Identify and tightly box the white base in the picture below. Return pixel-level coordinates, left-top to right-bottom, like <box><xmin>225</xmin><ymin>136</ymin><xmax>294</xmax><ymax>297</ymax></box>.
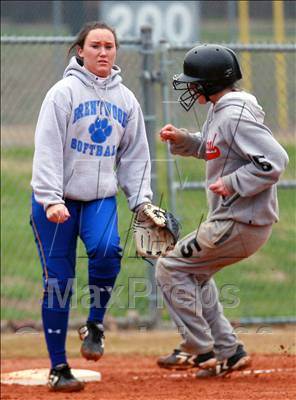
<box><xmin>1</xmin><ymin>368</ymin><xmax>101</xmax><ymax>386</ymax></box>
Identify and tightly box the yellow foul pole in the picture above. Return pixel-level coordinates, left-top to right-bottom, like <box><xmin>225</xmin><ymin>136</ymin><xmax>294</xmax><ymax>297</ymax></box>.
<box><xmin>273</xmin><ymin>0</ymin><xmax>288</xmax><ymax>131</ymax></box>
<box><xmin>238</xmin><ymin>0</ymin><xmax>252</xmax><ymax>92</ymax></box>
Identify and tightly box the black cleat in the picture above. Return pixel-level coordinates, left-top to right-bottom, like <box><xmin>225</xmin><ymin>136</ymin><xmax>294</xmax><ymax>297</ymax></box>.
<box><xmin>79</xmin><ymin>321</ymin><xmax>105</xmax><ymax>361</ymax></box>
<box><xmin>157</xmin><ymin>349</ymin><xmax>216</xmax><ymax>370</ymax></box>
<box><xmin>48</xmin><ymin>363</ymin><xmax>85</xmax><ymax>392</ymax></box>
<box><xmin>196</xmin><ymin>344</ymin><xmax>251</xmax><ymax>378</ymax></box>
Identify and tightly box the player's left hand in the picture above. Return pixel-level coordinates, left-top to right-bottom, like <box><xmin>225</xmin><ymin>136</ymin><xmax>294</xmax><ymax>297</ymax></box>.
<box><xmin>209</xmin><ymin>177</ymin><xmax>232</xmax><ymax>197</ymax></box>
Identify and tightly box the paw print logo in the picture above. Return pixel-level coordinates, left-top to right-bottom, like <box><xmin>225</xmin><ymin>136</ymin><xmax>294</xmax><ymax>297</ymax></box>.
<box><xmin>88</xmin><ymin>117</ymin><xmax>113</xmax><ymax>143</ymax></box>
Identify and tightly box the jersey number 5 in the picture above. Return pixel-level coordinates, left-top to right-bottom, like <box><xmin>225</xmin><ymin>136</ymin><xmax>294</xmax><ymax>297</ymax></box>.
<box><xmin>180</xmin><ymin>238</ymin><xmax>201</xmax><ymax>258</ymax></box>
<box><xmin>248</xmin><ymin>154</ymin><xmax>272</xmax><ymax>172</ymax></box>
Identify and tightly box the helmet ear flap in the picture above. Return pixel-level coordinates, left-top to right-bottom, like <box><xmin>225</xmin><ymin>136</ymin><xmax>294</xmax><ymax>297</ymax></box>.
<box><xmin>225</xmin><ymin>48</ymin><xmax>242</xmax><ymax>80</ymax></box>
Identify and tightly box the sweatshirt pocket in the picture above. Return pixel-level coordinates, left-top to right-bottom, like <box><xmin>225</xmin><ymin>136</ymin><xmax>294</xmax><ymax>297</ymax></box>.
<box><xmin>64</xmin><ymin>160</ymin><xmax>118</xmax><ymax>201</ymax></box>
<box><xmin>197</xmin><ymin>219</ymin><xmax>235</xmax><ymax>249</ymax></box>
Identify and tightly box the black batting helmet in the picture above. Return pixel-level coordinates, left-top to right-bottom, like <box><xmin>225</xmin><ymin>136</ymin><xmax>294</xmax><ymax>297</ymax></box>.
<box><xmin>173</xmin><ymin>44</ymin><xmax>242</xmax><ymax>111</ymax></box>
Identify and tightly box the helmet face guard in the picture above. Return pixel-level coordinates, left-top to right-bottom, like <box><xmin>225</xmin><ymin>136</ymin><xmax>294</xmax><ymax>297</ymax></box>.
<box><xmin>173</xmin><ymin>77</ymin><xmax>205</xmax><ymax>111</ymax></box>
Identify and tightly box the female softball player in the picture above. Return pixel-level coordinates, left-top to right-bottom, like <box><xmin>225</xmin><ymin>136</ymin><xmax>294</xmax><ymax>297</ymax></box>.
<box><xmin>157</xmin><ymin>44</ymin><xmax>289</xmax><ymax>377</ymax></box>
<box><xmin>31</xmin><ymin>21</ymin><xmax>153</xmax><ymax>392</ymax></box>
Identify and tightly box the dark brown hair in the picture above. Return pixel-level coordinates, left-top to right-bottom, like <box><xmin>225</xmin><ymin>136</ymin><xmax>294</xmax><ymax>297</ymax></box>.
<box><xmin>68</xmin><ymin>21</ymin><xmax>119</xmax><ymax>58</ymax></box>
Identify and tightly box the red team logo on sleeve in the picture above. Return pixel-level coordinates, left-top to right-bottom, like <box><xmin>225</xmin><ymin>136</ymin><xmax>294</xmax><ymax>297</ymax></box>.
<box><xmin>206</xmin><ymin>133</ymin><xmax>221</xmax><ymax>160</ymax></box>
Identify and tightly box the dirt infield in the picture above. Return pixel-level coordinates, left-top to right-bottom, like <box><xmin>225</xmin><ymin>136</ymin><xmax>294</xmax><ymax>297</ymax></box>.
<box><xmin>1</xmin><ymin>329</ymin><xmax>296</xmax><ymax>400</ymax></box>
<box><xmin>1</xmin><ymin>355</ymin><xmax>296</xmax><ymax>400</ymax></box>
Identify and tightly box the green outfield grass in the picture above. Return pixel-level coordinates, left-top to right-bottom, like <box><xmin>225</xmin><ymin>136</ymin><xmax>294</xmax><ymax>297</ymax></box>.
<box><xmin>1</xmin><ymin>141</ymin><xmax>295</xmax><ymax>322</ymax></box>
<box><xmin>2</xmin><ymin>14</ymin><xmax>296</xmax><ymax>323</ymax></box>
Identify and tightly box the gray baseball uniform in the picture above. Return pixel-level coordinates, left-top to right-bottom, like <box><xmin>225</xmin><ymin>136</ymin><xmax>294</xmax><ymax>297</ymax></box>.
<box><xmin>156</xmin><ymin>91</ymin><xmax>288</xmax><ymax>359</ymax></box>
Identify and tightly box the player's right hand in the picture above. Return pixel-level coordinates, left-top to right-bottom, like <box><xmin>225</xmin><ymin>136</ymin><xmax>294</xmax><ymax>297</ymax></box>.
<box><xmin>159</xmin><ymin>124</ymin><xmax>187</xmax><ymax>144</ymax></box>
<box><xmin>46</xmin><ymin>204</ymin><xmax>70</xmax><ymax>223</ymax></box>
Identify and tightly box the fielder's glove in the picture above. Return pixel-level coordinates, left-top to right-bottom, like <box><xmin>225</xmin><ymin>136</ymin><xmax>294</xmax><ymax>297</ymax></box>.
<box><xmin>133</xmin><ymin>203</ymin><xmax>180</xmax><ymax>258</ymax></box>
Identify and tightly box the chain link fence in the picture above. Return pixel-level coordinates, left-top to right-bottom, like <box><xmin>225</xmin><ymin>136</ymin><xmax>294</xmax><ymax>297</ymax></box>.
<box><xmin>160</xmin><ymin>43</ymin><xmax>296</xmax><ymax>214</ymax></box>
<box><xmin>1</xmin><ymin>36</ymin><xmax>144</xmax><ymax>147</ymax></box>
<box><xmin>1</xmin><ymin>35</ymin><xmax>151</xmax><ymax>330</ymax></box>
<box><xmin>1</xmin><ymin>34</ymin><xmax>296</xmax><ymax>329</ymax></box>
<box><xmin>163</xmin><ymin>43</ymin><xmax>296</xmax><ymax>136</ymax></box>
<box><xmin>160</xmin><ymin>42</ymin><xmax>296</xmax><ymax>325</ymax></box>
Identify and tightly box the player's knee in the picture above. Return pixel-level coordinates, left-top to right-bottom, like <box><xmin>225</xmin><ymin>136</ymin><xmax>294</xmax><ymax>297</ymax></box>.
<box><xmin>88</xmin><ymin>240</ymin><xmax>122</xmax><ymax>261</ymax></box>
<box><xmin>89</xmin><ymin>260</ymin><xmax>120</xmax><ymax>278</ymax></box>
<box><xmin>88</xmin><ymin>241</ymin><xmax>121</xmax><ymax>276</ymax></box>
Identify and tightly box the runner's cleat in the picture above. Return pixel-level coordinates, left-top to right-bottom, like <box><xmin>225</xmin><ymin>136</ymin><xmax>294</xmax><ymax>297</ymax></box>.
<box><xmin>157</xmin><ymin>349</ymin><xmax>216</xmax><ymax>370</ymax></box>
<box><xmin>196</xmin><ymin>345</ymin><xmax>251</xmax><ymax>378</ymax></box>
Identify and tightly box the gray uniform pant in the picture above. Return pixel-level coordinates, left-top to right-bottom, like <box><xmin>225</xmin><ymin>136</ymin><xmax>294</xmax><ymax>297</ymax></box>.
<box><xmin>155</xmin><ymin>219</ymin><xmax>272</xmax><ymax>360</ymax></box>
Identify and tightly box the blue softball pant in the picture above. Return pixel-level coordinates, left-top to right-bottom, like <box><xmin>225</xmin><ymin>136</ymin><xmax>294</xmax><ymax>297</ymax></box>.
<box><xmin>30</xmin><ymin>194</ymin><xmax>122</xmax><ymax>367</ymax></box>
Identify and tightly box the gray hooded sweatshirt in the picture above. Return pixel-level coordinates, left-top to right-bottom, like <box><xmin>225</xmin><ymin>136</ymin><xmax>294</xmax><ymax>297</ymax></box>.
<box><xmin>31</xmin><ymin>57</ymin><xmax>152</xmax><ymax>210</ymax></box>
<box><xmin>170</xmin><ymin>91</ymin><xmax>289</xmax><ymax>225</ymax></box>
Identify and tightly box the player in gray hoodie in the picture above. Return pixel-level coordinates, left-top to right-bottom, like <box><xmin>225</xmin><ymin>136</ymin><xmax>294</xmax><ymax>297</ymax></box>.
<box><xmin>156</xmin><ymin>44</ymin><xmax>289</xmax><ymax>377</ymax></box>
<box><xmin>30</xmin><ymin>22</ymin><xmax>153</xmax><ymax>391</ymax></box>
